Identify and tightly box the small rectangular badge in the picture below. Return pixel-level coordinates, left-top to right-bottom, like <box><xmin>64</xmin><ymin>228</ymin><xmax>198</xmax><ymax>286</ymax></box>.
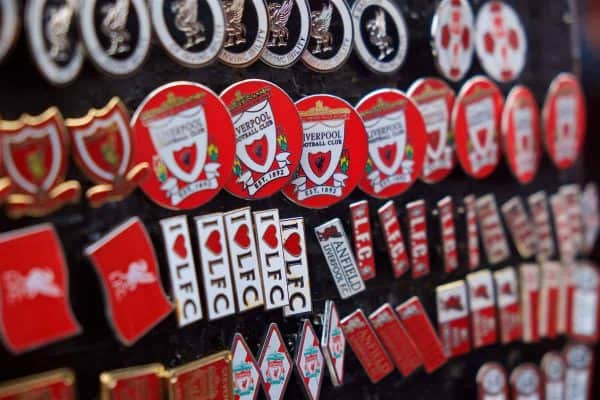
<box><xmin>160</xmin><ymin>216</ymin><xmax>203</xmax><ymax>327</ymax></box>
<box><xmin>437</xmin><ymin>196</ymin><xmax>459</xmax><ymax>273</ymax></box>
<box><xmin>280</xmin><ymin>217</ymin><xmax>312</xmax><ymax>317</ymax></box>
<box><xmin>475</xmin><ymin>194</ymin><xmax>510</xmax><ymax>265</ymax></box>
<box><xmin>349</xmin><ymin>201</ymin><xmax>376</xmax><ymax>280</ymax></box>
<box><xmin>0</xmin><ymin>369</ymin><xmax>75</xmax><ymax>400</ymax></box>
<box><xmin>527</xmin><ymin>191</ymin><xmax>555</xmax><ymax>261</ymax></box>
<box><xmin>539</xmin><ymin>262</ymin><xmax>562</xmax><ymax>339</ymax></box>
<box><xmin>378</xmin><ymin>201</ymin><xmax>410</xmax><ymax>278</ymax></box>
<box><xmin>436</xmin><ymin>281</ymin><xmax>471</xmax><ymax>357</ymax></box>
<box><xmin>501</xmin><ymin>196</ymin><xmax>536</xmax><ymax>258</ymax></box>
<box><xmin>395</xmin><ymin>297</ymin><xmax>447</xmax><ymax>373</ymax></box>
<box><xmin>253</xmin><ymin>209</ymin><xmax>289</xmax><ymax>310</ymax></box>
<box><xmin>563</xmin><ymin>344</ymin><xmax>594</xmax><ymax>400</ymax></box>
<box><xmin>559</xmin><ymin>184</ymin><xmax>585</xmax><ymax>254</ymax></box>
<box><xmin>369</xmin><ymin>303</ymin><xmax>422</xmax><ymax>376</ymax></box>
<box><xmin>519</xmin><ymin>263</ymin><xmax>541</xmax><ymax>343</ymax></box>
<box><xmin>340</xmin><ymin>310</ymin><xmax>394</xmax><ymax>384</ymax></box>
<box><xmin>406</xmin><ymin>200</ymin><xmax>430</xmax><ymax>278</ymax></box>
<box><xmin>194</xmin><ymin>213</ymin><xmax>236</xmax><ymax>320</ymax></box>
<box><xmin>550</xmin><ymin>193</ymin><xmax>576</xmax><ymax>264</ymax></box>
<box><xmin>314</xmin><ymin>218</ymin><xmax>365</xmax><ymax>299</ymax></box>
<box><xmin>321</xmin><ymin>300</ymin><xmax>346</xmax><ymax>387</ymax></box>
<box><xmin>100</xmin><ymin>364</ymin><xmax>165</xmax><ymax>400</ymax></box>
<box><xmin>166</xmin><ymin>351</ymin><xmax>233</xmax><ymax>400</ymax></box>
<box><xmin>223</xmin><ymin>207</ymin><xmax>265</xmax><ymax>312</ymax></box>
<box><xmin>466</xmin><ymin>270</ymin><xmax>497</xmax><ymax>348</ymax></box>
<box><xmin>464</xmin><ymin>195</ymin><xmax>480</xmax><ymax>270</ymax></box>
<box><xmin>493</xmin><ymin>267</ymin><xmax>522</xmax><ymax>343</ymax></box>
<box><xmin>567</xmin><ymin>262</ymin><xmax>599</xmax><ymax>343</ymax></box>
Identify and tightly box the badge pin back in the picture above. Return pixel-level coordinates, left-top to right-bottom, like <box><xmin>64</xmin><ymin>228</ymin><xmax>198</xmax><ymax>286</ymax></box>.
<box><xmin>476</xmin><ymin>362</ymin><xmax>508</xmax><ymax>400</ymax></box>
<box><xmin>320</xmin><ymin>300</ymin><xmax>346</xmax><ymax>387</ymax></box>
<box><xmin>0</xmin><ymin>0</ymin><xmax>19</xmax><ymax>65</ymax></box>
<box><xmin>406</xmin><ymin>200</ymin><xmax>430</xmax><ymax>278</ymax></box>
<box><xmin>435</xmin><ymin>280</ymin><xmax>471</xmax><ymax>357</ymax></box>
<box><xmin>80</xmin><ymin>0</ymin><xmax>152</xmax><ymax>77</ymax></box>
<box><xmin>466</xmin><ymin>269</ymin><xmax>497</xmax><ymax>348</ymax></box>
<box><xmin>151</xmin><ymin>0</ymin><xmax>226</xmax><ymax>68</ymax></box>
<box><xmin>294</xmin><ymin>320</ymin><xmax>325</xmax><ymax>400</ymax></box>
<box><xmin>437</xmin><ymin>196</ymin><xmax>459</xmax><ymax>273</ymax></box>
<box><xmin>220</xmin><ymin>79</ymin><xmax>303</xmax><ymax>200</ymax></box>
<box><xmin>475</xmin><ymin>194</ymin><xmax>510</xmax><ymax>265</ymax></box>
<box><xmin>166</xmin><ymin>351</ymin><xmax>233</xmax><ymax>400</ymax></box>
<box><xmin>356</xmin><ymin>88</ymin><xmax>427</xmax><ymax>198</ymax></box>
<box><xmin>351</xmin><ymin>0</ymin><xmax>408</xmax><ymax>75</ymax></box>
<box><xmin>377</xmin><ymin>200</ymin><xmax>410</xmax><ymax>278</ymax></box>
<box><xmin>218</xmin><ymin>0</ymin><xmax>269</xmax><ymax>67</ymax></box>
<box><xmin>258</xmin><ymin>323</ymin><xmax>293</xmax><ymax>400</ymax></box>
<box><xmin>100</xmin><ymin>364</ymin><xmax>166</xmax><ymax>400</ymax></box>
<box><xmin>280</xmin><ymin>217</ymin><xmax>312</xmax><ymax>317</ymax></box>
<box><xmin>231</xmin><ymin>333</ymin><xmax>262</xmax><ymax>400</ymax></box>
<box><xmin>0</xmin><ymin>369</ymin><xmax>75</xmax><ymax>400</ymax></box>
<box><xmin>349</xmin><ymin>200</ymin><xmax>376</xmax><ymax>281</ymax></box>
<box><xmin>509</xmin><ymin>363</ymin><xmax>542</xmax><ymax>400</ymax></box>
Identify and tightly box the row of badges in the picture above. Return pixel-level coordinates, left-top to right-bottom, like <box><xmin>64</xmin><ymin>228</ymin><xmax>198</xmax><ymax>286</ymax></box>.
<box><xmin>476</xmin><ymin>344</ymin><xmax>594</xmax><ymax>400</ymax></box>
<box><xmin>1</xmin><ymin>0</ymin><xmax>528</xmax><ymax>83</ymax></box>
<box><xmin>0</xmin><ymin>74</ymin><xmax>586</xmax><ymax>217</ymax></box>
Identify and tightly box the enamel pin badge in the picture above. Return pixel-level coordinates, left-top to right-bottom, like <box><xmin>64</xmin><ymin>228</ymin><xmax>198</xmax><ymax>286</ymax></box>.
<box><xmin>527</xmin><ymin>191</ymin><xmax>555</xmax><ymax>261</ymax></box>
<box><xmin>501</xmin><ymin>196</ymin><xmax>536</xmax><ymax>258</ymax></box>
<box><xmin>538</xmin><ymin>262</ymin><xmax>562</xmax><ymax>339</ymax></box>
<box><xmin>0</xmin><ymin>0</ymin><xmax>19</xmax><ymax>65</ymax></box>
<box><xmin>476</xmin><ymin>363</ymin><xmax>508</xmax><ymax>400</ymax></box>
<box><xmin>231</xmin><ymin>333</ymin><xmax>262</xmax><ymax>400</ymax></box>
<box><xmin>519</xmin><ymin>263</ymin><xmax>540</xmax><ymax>343</ymax></box>
<box><xmin>0</xmin><ymin>107</ymin><xmax>81</xmax><ymax>218</ymax></box>
<box><xmin>541</xmin><ymin>352</ymin><xmax>565</xmax><ymax>400</ymax></box>
<box><xmin>378</xmin><ymin>200</ymin><xmax>409</xmax><ymax>278</ymax></box>
<box><xmin>581</xmin><ymin>183</ymin><xmax>600</xmax><ymax>253</ymax></box>
<box><xmin>0</xmin><ymin>369</ymin><xmax>76</xmax><ymax>400</ymax></box>
<box><xmin>436</xmin><ymin>280</ymin><xmax>471</xmax><ymax>357</ymax></box>
<box><xmin>493</xmin><ymin>267</ymin><xmax>521</xmax><ymax>343</ymax></box>
<box><xmin>100</xmin><ymin>364</ymin><xmax>166</xmax><ymax>400</ymax></box>
<box><xmin>568</xmin><ymin>262</ymin><xmax>599</xmax><ymax>343</ymax></box>
<box><xmin>294</xmin><ymin>320</ymin><xmax>325</xmax><ymax>400</ymax></box>
<box><xmin>464</xmin><ymin>194</ymin><xmax>480</xmax><ymax>270</ymax></box>
<box><xmin>510</xmin><ymin>364</ymin><xmax>542</xmax><ymax>400</ymax></box>
<box><xmin>351</xmin><ymin>0</ymin><xmax>408</xmax><ymax>74</ymax></box>
<box><xmin>407</xmin><ymin>200</ymin><xmax>430</xmax><ymax>278</ymax></box>
<box><xmin>466</xmin><ymin>269</ymin><xmax>497</xmax><ymax>348</ymax></box>
<box><xmin>563</xmin><ymin>344</ymin><xmax>594</xmax><ymax>400</ymax></box>
<box><xmin>220</xmin><ymin>79</ymin><xmax>303</xmax><ymax>200</ymax></box>
<box><xmin>437</xmin><ymin>196</ymin><xmax>459</xmax><ymax>273</ymax></box>
<box><xmin>258</xmin><ymin>323</ymin><xmax>293</xmax><ymax>400</ymax></box>
<box><xmin>166</xmin><ymin>351</ymin><xmax>233</xmax><ymax>400</ymax></box>
<box><xmin>349</xmin><ymin>200</ymin><xmax>376</xmax><ymax>280</ymax></box>
<box><xmin>431</xmin><ymin>0</ymin><xmax>474</xmax><ymax>81</ymax></box>
<box><xmin>321</xmin><ymin>300</ymin><xmax>345</xmax><ymax>387</ymax></box>
<box><xmin>560</xmin><ymin>184</ymin><xmax>585</xmax><ymax>254</ymax></box>
<box><xmin>475</xmin><ymin>194</ymin><xmax>510</xmax><ymax>265</ymax></box>
<box><xmin>280</xmin><ymin>217</ymin><xmax>312</xmax><ymax>317</ymax></box>
<box><xmin>66</xmin><ymin>97</ymin><xmax>149</xmax><ymax>207</ymax></box>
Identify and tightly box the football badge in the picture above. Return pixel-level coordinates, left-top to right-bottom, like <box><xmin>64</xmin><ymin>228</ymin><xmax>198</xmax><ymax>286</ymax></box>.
<box><xmin>221</xmin><ymin>79</ymin><xmax>302</xmax><ymax>199</ymax></box>
<box><xmin>563</xmin><ymin>344</ymin><xmax>594</xmax><ymax>400</ymax></box>
<box><xmin>349</xmin><ymin>200</ymin><xmax>376</xmax><ymax>280</ymax></box>
<box><xmin>321</xmin><ymin>300</ymin><xmax>345</xmax><ymax>387</ymax></box>
<box><xmin>437</xmin><ymin>196</ymin><xmax>458</xmax><ymax>273</ymax></box>
<box><xmin>493</xmin><ymin>267</ymin><xmax>522</xmax><ymax>343</ymax></box>
<box><xmin>0</xmin><ymin>0</ymin><xmax>19</xmax><ymax>64</ymax></box>
<box><xmin>0</xmin><ymin>369</ymin><xmax>76</xmax><ymax>400</ymax></box>
<box><xmin>356</xmin><ymin>89</ymin><xmax>427</xmax><ymax>198</ymax></box>
<box><xmin>132</xmin><ymin>82</ymin><xmax>235</xmax><ymax>210</ymax></box>
<box><xmin>351</xmin><ymin>0</ymin><xmax>408</xmax><ymax>74</ymax></box>
<box><xmin>430</xmin><ymin>0</ymin><xmax>474</xmax><ymax>81</ymax></box>
<box><xmin>282</xmin><ymin>94</ymin><xmax>367</xmax><ymax>208</ymax></box>
<box><xmin>510</xmin><ymin>364</ymin><xmax>542</xmax><ymax>400</ymax></box>
<box><xmin>218</xmin><ymin>0</ymin><xmax>269</xmax><ymax>67</ymax></box>
<box><xmin>301</xmin><ymin>0</ymin><xmax>353</xmax><ymax>72</ymax></box>
<box><xmin>476</xmin><ymin>363</ymin><xmax>508</xmax><ymax>400</ymax></box>
<box><xmin>261</xmin><ymin>0</ymin><xmax>311</xmax><ymax>68</ymax></box>
<box><xmin>407</xmin><ymin>78</ymin><xmax>456</xmax><ymax>184</ymax></box>
<box><xmin>436</xmin><ymin>280</ymin><xmax>471</xmax><ymax>357</ymax></box>
<box><xmin>541</xmin><ymin>352</ymin><xmax>565</xmax><ymax>400</ymax></box>
<box><xmin>231</xmin><ymin>333</ymin><xmax>262</xmax><ymax>400</ymax></box>
<box><xmin>0</xmin><ymin>107</ymin><xmax>81</xmax><ymax>218</ymax></box>
<box><xmin>501</xmin><ymin>86</ymin><xmax>541</xmax><ymax>184</ymax></box>
<box><xmin>25</xmin><ymin>0</ymin><xmax>84</xmax><ymax>85</ymax></box>
<box><xmin>80</xmin><ymin>0</ymin><xmax>151</xmax><ymax>77</ymax></box>
<box><xmin>151</xmin><ymin>0</ymin><xmax>226</xmax><ymax>68</ymax></box>
<box><xmin>166</xmin><ymin>351</ymin><xmax>233</xmax><ymax>400</ymax></box>
<box><xmin>66</xmin><ymin>97</ymin><xmax>149</xmax><ymax>207</ymax></box>
<box><xmin>475</xmin><ymin>1</ymin><xmax>526</xmax><ymax>82</ymax></box>
<box><xmin>100</xmin><ymin>364</ymin><xmax>165</xmax><ymax>400</ymax></box>
<box><xmin>294</xmin><ymin>320</ymin><xmax>325</xmax><ymax>400</ymax></box>
<box><xmin>453</xmin><ymin>76</ymin><xmax>504</xmax><ymax>179</ymax></box>
<box><xmin>542</xmin><ymin>73</ymin><xmax>586</xmax><ymax>170</ymax></box>
<box><xmin>258</xmin><ymin>323</ymin><xmax>293</xmax><ymax>400</ymax></box>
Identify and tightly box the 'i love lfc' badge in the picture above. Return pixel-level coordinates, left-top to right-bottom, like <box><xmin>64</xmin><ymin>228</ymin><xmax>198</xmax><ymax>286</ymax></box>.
<box><xmin>221</xmin><ymin>79</ymin><xmax>303</xmax><ymax>199</ymax></box>
<box><xmin>132</xmin><ymin>82</ymin><xmax>236</xmax><ymax>210</ymax></box>
<box><xmin>356</xmin><ymin>89</ymin><xmax>427</xmax><ymax>198</ymax></box>
<box><xmin>283</xmin><ymin>94</ymin><xmax>367</xmax><ymax>208</ymax></box>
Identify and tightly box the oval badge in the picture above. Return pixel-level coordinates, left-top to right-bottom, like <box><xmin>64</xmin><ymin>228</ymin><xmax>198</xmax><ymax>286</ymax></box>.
<box><xmin>151</xmin><ymin>0</ymin><xmax>226</xmax><ymax>68</ymax></box>
<box><xmin>131</xmin><ymin>82</ymin><xmax>236</xmax><ymax>210</ymax></box>
<box><xmin>351</xmin><ymin>0</ymin><xmax>408</xmax><ymax>75</ymax></box>
<box><xmin>453</xmin><ymin>76</ymin><xmax>504</xmax><ymax>179</ymax></box>
<box><xmin>542</xmin><ymin>73</ymin><xmax>586</xmax><ymax>170</ymax></box>
<box><xmin>356</xmin><ymin>88</ymin><xmax>426</xmax><ymax>198</ymax></box>
<box><xmin>431</xmin><ymin>0</ymin><xmax>474</xmax><ymax>82</ymax></box>
<box><xmin>0</xmin><ymin>0</ymin><xmax>19</xmax><ymax>64</ymax></box>
<box><xmin>220</xmin><ymin>79</ymin><xmax>303</xmax><ymax>199</ymax></box>
<box><xmin>260</xmin><ymin>0</ymin><xmax>311</xmax><ymax>68</ymax></box>
<box><xmin>475</xmin><ymin>1</ymin><xmax>526</xmax><ymax>82</ymax></box>
<box><xmin>80</xmin><ymin>0</ymin><xmax>152</xmax><ymax>77</ymax></box>
<box><xmin>407</xmin><ymin>78</ymin><xmax>456</xmax><ymax>184</ymax></box>
<box><xmin>501</xmin><ymin>85</ymin><xmax>540</xmax><ymax>184</ymax></box>
<box><xmin>218</xmin><ymin>0</ymin><xmax>269</xmax><ymax>67</ymax></box>
<box><xmin>282</xmin><ymin>94</ymin><xmax>367</xmax><ymax>208</ymax></box>
<box><xmin>301</xmin><ymin>0</ymin><xmax>353</xmax><ymax>73</ymax></box>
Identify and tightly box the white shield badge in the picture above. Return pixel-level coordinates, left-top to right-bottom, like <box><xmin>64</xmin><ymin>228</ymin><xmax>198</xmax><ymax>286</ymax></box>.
<box><xmin>420</xmin><ymin>97</ymin><xmax>448</xmax><ymax>160</ymax></box>
<box><xmin>466</xmin><ymin>97</ymin><xmax>494</xmax><ymax>157</ymax></box>
<box><xmin>301</xmin><ymin>118</ymin><xmax>345</xmax><ymax>186</ymax></box>
<box><xmin>364</xmin><ymin>110</ymin><xmax>406</xmax><ymax>177</ymax></box>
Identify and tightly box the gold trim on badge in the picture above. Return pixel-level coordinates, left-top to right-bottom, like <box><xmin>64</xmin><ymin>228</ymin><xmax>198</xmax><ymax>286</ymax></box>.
<box><xmin>0</xmin><ymin>368</ymin><xmax>75</xmax><ymax>398</ymax></box>
<box><xmin>99</xmin><ymin>363</ymin><xmax>166</xmax><ymax>400</ymax></box>
<box><xmin>298</xmin><ymin>101</ymin><xmax>351</xmax><ymax>119</ymax></box>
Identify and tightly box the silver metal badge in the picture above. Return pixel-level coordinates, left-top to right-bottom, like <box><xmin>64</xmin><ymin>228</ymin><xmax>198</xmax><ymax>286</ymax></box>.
<box><xmin>151</xmin><ymin>0</ymin><xmax>226</xmax><ymax>68</ymax></box>
<box><xmin>301</xmin><ymin>0</ymin><xmax>353</xmax><ymax>72</ymax></box>
<box><xmin>0</xmin><ymin>0</ymin><xmax>19</xmax><ymax>64</ymax></box>
<box><xmin>351</xmin><ymin>0</ymin><xmax>408</xmax><ymax>74</ymax></box>
<box><xmin>25</xmin><ymin>0</ymin><xmax>84</xmax><ymax>85</ymax></box>
<box><xmin>218</xmin><ymin>0</ymin><xmax>269</xmax><ymax>67</ymax></box>
<box><xmin>80</xmin><ymin>0</ymin><xmax>152</xmax><ymax>77</ymax></box>
<box><xmin>280</xmin><ymin>217</ymin><xmax>312</xmax><ymax>317</ymax></box>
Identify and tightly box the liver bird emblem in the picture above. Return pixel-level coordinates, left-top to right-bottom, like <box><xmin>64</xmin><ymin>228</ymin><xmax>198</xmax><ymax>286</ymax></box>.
<box><xmin>172</xmin><ymin>0</ymin><xmax>206</xmax><ymax>48</ymax></box>
<box><xmin>366</xmin><ymin>8</ymin><xmax>393</xmax><ymax>60</ymax></box>
<box><xmin>3</xmin><ymin>268</ymin><xmax>63</xmax><ymax>304</ymax></box>
<box><xmin>310</xmin><ymin>3</ymin><xmax>333</xmax><ymax>54</ymax></box>
<box><xmin>109</xmin><ymin>259</ymin><xmax>156</xmax><ymax>301</ymax></box>
<box><xmin>267</xmin><ymin>0</ymin><xmax>294</xmax><ymax>47</ymax></box>
<box><xmin>224</xmin><ymin>0</ymin><xmax>247</xmax><ymax>47</ymax></box>
<box><xmin>45</xmin><ymin>0</ymin><xmax>77</xmax><ymax>62</ymax></box>
<box><xmin>100</xmin><ymin>0</ymin><xmax>131</xmax><ymax>56</ymax></box>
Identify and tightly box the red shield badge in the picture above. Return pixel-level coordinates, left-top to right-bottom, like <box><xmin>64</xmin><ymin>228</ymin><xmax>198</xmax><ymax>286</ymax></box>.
<box><xmin>356</xmin><ymin>89</ymin><xmax>427</xmax><ymax>198</ymax></box>
<box><xmin>542</xmin><ymin>73</ymin><xmax>586</xmax><ymax>170</ymax></box>
<box><xmin>0</xmin><ymin>107</ymin><xmax>80</xmax><ymax>218</ymax></box>
<box><xmin>66</xmin><ymin>97</ymin><xmax>150</xmax><ymax>207</ymax></box>
<box><xmin>282</xmin><ymin>95</ymin><xmax>368</xmax><ymax>208</ymax></box>
<box><xmin>220</xmin><ymin>79</ymin><xmax>303</xmax><ymax>199</ymax></box>
<box><xmin>131</xmin><ymin>82</ymin><xmax>236</xmax><ymax>210</ymax></box>
<box><xmin>0</xmin><ymin>224</ymin><xmax>80</xmax><ymax>354</ymax></box>
<box><xmin>85</xmin><ymin>217</ymin><xmax>172</xmax><ymax>345</ymax></box>
<box><xmin>453</xmin><ymin>76</ymin><xmax>504</xmax><ymax>179</ymax></box>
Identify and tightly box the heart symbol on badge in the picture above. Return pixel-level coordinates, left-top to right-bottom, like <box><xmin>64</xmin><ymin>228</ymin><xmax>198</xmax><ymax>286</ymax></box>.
<box><xmin>234</xmin><ymin>224</ymin><xmax>251</xmax><ymax>249</ymax></box>
<box><xmin>173</xmin><ymin>234</ymin><xmax>187</xmax><ymax>259</ymax></box>
<box><xmin>206</xmin><ymin>230</ymin><xmax>222</xmax><ymax>254</ymax></box>
<box><xmin>284</xmin><ymin>232</ymin><xmax>302</xmax><ymax>257</ymax></box>
<box><xmin>262</xmin><ymin>225</ymin><xmax>278</xmax><ymax>249</ymax></box>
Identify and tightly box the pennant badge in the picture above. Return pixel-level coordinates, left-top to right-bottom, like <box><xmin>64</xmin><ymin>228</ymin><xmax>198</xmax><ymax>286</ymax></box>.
<box><xmin>466</xmin><ymin>269</ymin><xmax>497</xmax><ymax>347</ymax></box>
<box><xmin>476</xmin><ymin>194</ymin><xmax>510</xmax><ymax>265</ymax></box>
<box><xmin>321</xmin><ymin>300</ymin><xmax>346</xmax><ymax>387</ymax></box>
<box><xmin>100</xmin><ymin>364</ymin><xmax>165</xmax><ymax>400</ymax></box>
<box><xmin>349</xmin><ymin>200</ymin><xmax>376</xmax><ymax>280</ymax></box>
<box><xmin>294</xmin><ymin>320</ymin><xmax>325</xmax><ymax>400</ymax></box>
<box><xmin>258</xmin><ymin>323</ymin><xmax>293</xmax><ymax>400</ymax></box>
<box><xmin>437</xmin><ymin>196</ymin><xmax>459</xmax><ymax>273</ymax></box>
<box><xmin>407</xmin><ymin>199</ymin><xmax>430</xmax><ymax>278</ymax></box>
<box><xmin>493</xmin><ymin>267</ymin><xmax>522</xmax><ymax>343</ymax></box>
<box><xmin>436</xmin><ymin>280</ymin><xmax>471</xmax><ymax>357</ymax></box>
<box><xmin>280</xmin><ymin>217</ymin><xmax>312</xmax><ymax>317</ymax></box>
<box><xmin>231</xmin><ymin>333</ymin><xmax>261</xmax><ymax>400</ymax></box>
<box><xmin>0</xmin><ymin>369</ymin><xmax>75</xmax><ymax>400</ymax></box>
<box><xmin>378</xmin><ymin>200</ymin><xmax>410</xmax><ymax>278</ymax></box>
<box><xmin>166</xmin><ymin>351</ymin><xmax>233</xmax><ymax>400</ymax></box>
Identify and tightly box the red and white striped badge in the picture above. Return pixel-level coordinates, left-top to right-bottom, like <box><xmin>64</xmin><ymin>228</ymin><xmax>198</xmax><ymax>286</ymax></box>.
<box><xmin>519</xmin><ymin>263</ymin><xmax>540</xmax><ymax>343</ymax></box>
<box><xmin>437</xmin><ymin>196</ymin><xmax>459</xmax><ymax>273</ymax></box>
<box><xmin>349</xmin><ymin>201</ymin><xmax>376</xmax><ymax>281</ymax></box>
<box><xmin>493</xmin><ymin>267</ymin><xmax>522</xmax><ymax>343</ymax></box>
<box><xmin>407</xmin><ymin>200</ymin><xmax>430</xmax><ymax>278</ymax></box>
<box><xmin>436</xmin><ymin>280</ymin><xmax>471</xmax><ymax>357</ymax></box>
<box><xmin>527</xmin><ymin>191</ymin><xmax>555</xmax><ymax>261</ymax></box>
<box><xmin>466</xmin><ymin>270</ymin><xmax>497</xmax><ymax>347</ymax></box>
